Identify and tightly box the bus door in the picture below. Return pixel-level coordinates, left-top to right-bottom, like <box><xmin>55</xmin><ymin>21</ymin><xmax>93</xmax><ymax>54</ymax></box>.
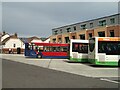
<box><xmin>88</xmin><ymin>38</ymin><xmax>95</xmax><ymax>61</ymax></box>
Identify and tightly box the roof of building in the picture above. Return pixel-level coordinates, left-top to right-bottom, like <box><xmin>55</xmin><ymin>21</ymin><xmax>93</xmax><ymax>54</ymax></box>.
<box><xmin>52</xmin><ymin>13</ymin><xmax>119</xmax><ymax>30</ymax></box>
<box><xmin>1</xmin><ymin>33</ymin><xmax>10</xmax><ymax>37</ymax></box>
<box><xmin>19</xmin><ymin>36</ymin><xmax>42</xmax><ymax>43</ymax></box>
<box><xmin>2</xmin><ymin>35</ymin><xmax>18</xmax><ymax>45</ymax></box>
<box><xmin>40</xmin><ymin>37</ymin><xmax>48</xmax><ymax>41</ymax></box>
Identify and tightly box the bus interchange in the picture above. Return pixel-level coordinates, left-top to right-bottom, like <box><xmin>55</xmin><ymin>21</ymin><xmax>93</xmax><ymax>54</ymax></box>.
<box><xmin>25</xmin><ymin>37</ymin><xmax>120</xmax><ymax>66</ymax></box>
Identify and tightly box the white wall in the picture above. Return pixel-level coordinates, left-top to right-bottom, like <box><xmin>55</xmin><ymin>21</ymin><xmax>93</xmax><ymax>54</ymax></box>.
<box><xmin>3</xmin><ymin>38</ymin><xmax>25</xmax><ymax>49</ymax></box>
<box><xmin>1</xmin><ymin>34</ymin><xmax>10</xmax><ymax>42</ymax></box>
<box><xmin>43</xmin><ymin>38</ymin><xmax>50</xmax><ymax>43</ymax></box>
<box><xmin>31</xmin><ymin>39</ymin><xmax>43</xmax><ymax>43</ymax></box>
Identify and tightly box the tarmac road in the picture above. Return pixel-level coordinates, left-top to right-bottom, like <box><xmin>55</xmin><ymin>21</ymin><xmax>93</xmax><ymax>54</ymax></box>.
<box><xmin>2</xmin><ymin>59</ymin><xmax>119</xmax><ymax>88</ymax></box>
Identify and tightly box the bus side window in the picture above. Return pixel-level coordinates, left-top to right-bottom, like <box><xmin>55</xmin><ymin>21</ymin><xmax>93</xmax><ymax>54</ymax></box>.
<box><xmin>44</xmin><ymin>46</ymin><xmax>49</xmax><ymax>52</ymax></box>
<box><xmin>84</xmin><ymin>45</ymin><xmax>88</xmax><ymax>53</ymax></box>
<box><xmin>103</xmin><ymin>44</ymin><xmax>106</xmax><ymax>53</ymax></box>
<box><xmin>118</xmin><ymin>44</ymin><xmax>120</xmax><ymax>55</ymax></box>
<box><xmin>74</xmin><ymin>44</ymin><xmax>78</xmax><ymax>52</ymax></box>
<box><xmin>106</xmin><ymin>44</ymin><xmax>111</xmax><ymax>52</ymax></box>
<box><xmin>53</xmin><ymin>47</ymin><xmax>56</xmax><ymax>52</ymax></box>
<box><xmin>39</xmin><ymin>47</ymin><xmax>43</xmax><ymax>52</ymax></box>
<box><xmin>29</xmin><ymin>45</ymin><xmax>32</xmax><ymax>50</ymax></box>
<box><xmin>62</xmin><ymin>47</ymin><xmax>67</xmax><ymax>52</ymax></box>
<box><xmin>35</xmin><ymin>46</ymin><xmax>38</xmax><ymax>51</ymax></box>
<box><xmin>26</xmin><ymin>44</ymin><xmax>30</xmax><ymax>50</ymax></box>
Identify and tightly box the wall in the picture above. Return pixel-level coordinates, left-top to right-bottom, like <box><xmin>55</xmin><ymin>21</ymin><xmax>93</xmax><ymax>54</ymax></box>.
<box><xmin>3</xmin><ymin>38</ymin><xmax>25</xmax><ymax>49</ymax></box>
<box><xmin>94</xmin><ymin>26</ymin><xmax>107</xmax><ymax>37</ymax></box>
<box><xmin>76</xmin><ymin>30</ymin><xmax>87</xmax><ymax>39</ymax></box>
<box><xmin>106</xmin><ymin>25</ymin><xmax>120</xmax><ymax>37</ymax></box>
<box><xmin>50</xmin><ymin>35</ymin><xmax>57</xmax><ymax>43</ymax></box>
<box><xmin>86</xmin><ymin>29</ymin><xmax>94</xmax><ymax>40</ymax></box>
<box><xmin>31</xmin><ymin>39</ymin><xmax>43</xmax><ymax>43</ymax></box>
<box><xmin>44</xmin><ymin>38</ymin><xmax>50</xmax><ymax>43</ymax></box>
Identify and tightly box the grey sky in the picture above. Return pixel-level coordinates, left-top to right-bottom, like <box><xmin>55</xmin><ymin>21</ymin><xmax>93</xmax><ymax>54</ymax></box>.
<box><xmin>2</xmin><ymin>2</ymin><xmax>118</xmax><ymax>37</ymax></box>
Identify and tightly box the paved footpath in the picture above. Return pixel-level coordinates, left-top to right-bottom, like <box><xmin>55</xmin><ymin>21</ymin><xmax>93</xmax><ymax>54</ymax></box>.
<box><xmin>2</xmin><ymin>59</ymin><xmax>119</xmax><ymax>88</ymax></box>
<box><xmin>1</xmin><ymin>54</ymin><xmax>119</xmax><ymax>77</ymax></box>
<box><xmin>1</xmin><ymin>54</ymin><xmax>120</xmax><ymax>86</ymax></box>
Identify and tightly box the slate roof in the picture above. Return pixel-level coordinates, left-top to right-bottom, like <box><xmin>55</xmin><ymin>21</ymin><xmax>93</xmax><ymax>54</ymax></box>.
<box><xmin>19</xmin><ymin>36</ymin><xmax>42</xmax><ymax>43</ymax></box>
<box><xmin>2</xmin><ymin>35</ymin><xmax>18</xmax><ymax>45</ymax></box>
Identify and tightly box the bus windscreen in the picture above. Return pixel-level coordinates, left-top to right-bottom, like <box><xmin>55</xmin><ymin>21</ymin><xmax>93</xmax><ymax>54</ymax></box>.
<box><xmin>72</xmin><ymin>43</ymin><xmax>88</xmax><ymax>53</ymax></box>
<box><xmin>98</xmin><ymin>41</ymin><xmax>120</xmax><ymax>55</ymax></box>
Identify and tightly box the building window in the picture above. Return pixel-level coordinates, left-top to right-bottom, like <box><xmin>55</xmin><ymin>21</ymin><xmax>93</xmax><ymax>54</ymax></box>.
<box><xmin>73</xmin><ymin>26</ymin><xmax>76</xmax><ymax>31</ymax></box>
<box><xmin>110</xmin><ymin>18</ymin><xmax>115</xmax><ymax>24</ymax></box>
<box><xmin>13</xmin><ymin>44</ymin><xmax>16</xmax><ymax>48</ymax></box>
<box><xmin>58</xmin><ymin>38</ymin><xmax>62</xmax><ymax>43</ymax></box>
<box><xmin>60</xmin><ymin>29</ymin><xmax>62</xmax><ymax>33</ymax></box>
<box><xmin>65</xmin><ymin>37</ymin><xmax>69</xmax><ymax>43</ymax></box>
<box><xmin>66</xmin><ymin>28</ymin><xmax>71</xmax><ymax>32</ymax></box>
<box><xmin>98</xmin><ymin>20</ymin><xmax>106</xmax><ymax>26</ymax></box>
<box><xmin>90</xmin><ymin>23</ymin><xmax>93</xmax><ymax>28</ymax></box>
<box><xmin>52</xmin><ymin>38</ymin><xmax>56</xmax><ymax>43</ymax></box>
<box><xmin>80</xmin><ymin>24</ymin><xmax>86</xmax><ymax>30</ymax></box>
<box><xmin>89</xmin><ymin>33</ymin><xmax>92</xmax><ymax>39</ymax></box>
<box><xmin>54</xmin><ymin>30</ymin><xmax>58</xmax><ymax>35</ymax></box>
<box><xmin>110</xmin><ymin>30</ymin><xmax>114</xmax><ymax>37</ymax></box>
<box><xmin>79</xmin><ymin>34</ymin><xmax>85</xmax><ymax>40</ymax></box>
<box><xmin>98</xmin><ymin>31</ymin><xmax>105</xmax><ymax>37</ymax></box>
<box><xmin>72</xmin><ymin>36</ymin><xmax>75</xmax><ymax>39</ymax></box>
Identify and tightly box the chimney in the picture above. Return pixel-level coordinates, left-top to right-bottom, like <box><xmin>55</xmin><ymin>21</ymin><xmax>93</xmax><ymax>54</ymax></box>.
<box><xmin>3</xmin><ymin>31</ymin><xmax>6</xmax><ymax>35</ymax></box>
<box><xmin>14</xmin><ymin>33</ymin><xmax>17</xmax><ymax>37</ymax></box>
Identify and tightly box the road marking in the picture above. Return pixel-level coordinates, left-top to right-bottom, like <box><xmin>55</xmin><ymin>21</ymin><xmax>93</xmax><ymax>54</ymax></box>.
<box><xmin>100</xmin><ymin>78</ymin><xmax>119</xmax><ymax>84</ymax></box>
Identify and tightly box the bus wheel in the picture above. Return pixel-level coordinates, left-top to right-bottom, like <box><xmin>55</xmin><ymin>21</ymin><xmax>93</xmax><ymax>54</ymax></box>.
<box><xmin>37</xmin><ymin>54</ymin><xmax>42</xmax><ymax>58</ymax></box>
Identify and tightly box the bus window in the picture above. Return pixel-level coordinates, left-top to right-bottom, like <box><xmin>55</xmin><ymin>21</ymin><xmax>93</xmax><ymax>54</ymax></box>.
<box><xmin>56</xmin><ymin>47</ymin><xmax>62</xmax><ymax>52</ymax></box>
<box><xmin>39</xmin><ymin>47</ymin><xmax>43</xmax><ymax>52</ymax></box>
<box><xmin>113</xmin><ymin>44</ymin><xmax>117</xmax><ymax>51</ymax></box>
<box><xmin>62</xmin><ymin>47</ymin><xmax>68</xmax><ymax>52</ymax></box>
<box><xmin>28</xmin><ymin>45</ymin><xmax>32</xmax><ymax>50</ymax></box>
<box><xmin>98</xmin><ymin>41</ymin><xmax>120</xmax><ymax>55</ymax></box>
<box><xmin>52</xmin><ymin>46</ymin><xmax>65</xmax><ymax>52</ymax></box>
<box><xmin>52</xmin><ymin>47</ymin><xmax>57</xmax><ymax>52</ymax></box>
<box><xmin>25</xmin><ymin>43</ymin><xmax>30</xmax><ymax>50</ymax></box>
<box><xmin>44</xmin><ymin>46</ymin><xmax>50</xmax><ymax>52</ymax></box>
<box><xmin>78</xmin><ymin>43</ymin><xmax>88</xmax><ymax>53</ymax></box>
<box><xmin>72</xmin><ymin>43</ymin><xmax>78</xmax><ymax>52</ymax></box>
<box><xmin>35</xmin><ymin>46</ymin><xmax>38</xmax><ymax>51</ymax></box>
<box><xmin>84</xmin><ymin>44</ymin><xmax>88</xmax><ymax>53</ymax></box>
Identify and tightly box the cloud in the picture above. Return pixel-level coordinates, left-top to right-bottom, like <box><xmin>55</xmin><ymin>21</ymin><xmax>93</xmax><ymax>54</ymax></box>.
<box><xmin>2</xmin><ymin>2</ymin><xmax>118</xmax><ymax>37</ymax></box>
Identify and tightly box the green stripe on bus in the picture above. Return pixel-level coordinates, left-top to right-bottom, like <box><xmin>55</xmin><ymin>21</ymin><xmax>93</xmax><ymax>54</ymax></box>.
<box><xmin>88</xmin><ymin>59</ymin><xmax>118</xmax><ymax>66</ymax></box>
<box><xmin>69</xmin><ymin>57</ymin><xmax>88</xmax><ymax>62</ymax></box>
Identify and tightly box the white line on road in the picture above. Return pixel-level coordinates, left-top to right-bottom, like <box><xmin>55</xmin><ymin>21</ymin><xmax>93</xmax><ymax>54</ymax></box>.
<box><xmin>100</xmin><ymin>78</ymin><xmax>119</xmax><ymax>84</ymax></box>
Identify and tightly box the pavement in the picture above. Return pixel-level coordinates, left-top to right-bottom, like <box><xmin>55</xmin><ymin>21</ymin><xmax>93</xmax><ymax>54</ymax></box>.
<box><xmin>1</xmin><ymin>54</ymin><xmax>119</xmax><ymax>77</ymax></box>
<box><xmin>2</xmin><ymin>58</ymin><xmax>119</xmax><ymax>88</ymax></box>
<box><xmin>1</xmin><ymin>54</ymin><xmax>120</xmax><ymax>86</ymax></box>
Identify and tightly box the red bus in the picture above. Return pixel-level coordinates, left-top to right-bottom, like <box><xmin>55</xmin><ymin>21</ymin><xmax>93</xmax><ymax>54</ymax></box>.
<box><xmin>25</xmin><ymin>42</ymin><xmax>69</xmax><ymax>59</ymax></box>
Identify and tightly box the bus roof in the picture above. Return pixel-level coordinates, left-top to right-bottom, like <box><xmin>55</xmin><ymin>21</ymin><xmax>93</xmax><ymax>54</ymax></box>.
<box><xmin>97</xmin><ymin>37</ymin><xmax>120</xmax><ymax>41</ymax></box>
<box><xmin>28</xmin><ymin>42</ymin><xmax>69</xmax><ymax>47</ymax></box>
<box><xmin>70</xmin><ymin>39</ymin><xmax>89</xmax><ymax>43</ymax></box>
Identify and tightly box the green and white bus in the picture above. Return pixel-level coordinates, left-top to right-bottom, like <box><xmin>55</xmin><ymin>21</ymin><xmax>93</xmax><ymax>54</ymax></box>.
<box><xmin>88</xmin><ymin>37</ymin><xmax>120</xmax><ymax>66</ymax></box>
<box><xmin>69</xmin><ymin>39</ymin><xmax>89</xmax><ymax>62</ymax></box>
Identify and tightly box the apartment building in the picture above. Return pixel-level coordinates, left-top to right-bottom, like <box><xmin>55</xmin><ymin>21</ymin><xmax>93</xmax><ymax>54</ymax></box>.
<box><xmin>50</xmin><ymin>14</ymin><xmax>120</xmax><ymax>43</ymax></box>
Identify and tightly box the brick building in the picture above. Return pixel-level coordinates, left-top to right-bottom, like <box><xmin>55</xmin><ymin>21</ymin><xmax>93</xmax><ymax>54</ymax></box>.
<box><xmin>50</xmin><ymin>14</ymin><xmax>120</xmax><ymax>43</ymax></box>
